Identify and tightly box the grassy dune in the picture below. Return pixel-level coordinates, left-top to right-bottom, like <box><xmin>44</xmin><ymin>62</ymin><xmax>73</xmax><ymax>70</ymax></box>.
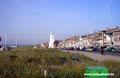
<box><xmin>0</xmin><ymin>47</ymin><xmax>119</xmax><ymax>78</ymax></box>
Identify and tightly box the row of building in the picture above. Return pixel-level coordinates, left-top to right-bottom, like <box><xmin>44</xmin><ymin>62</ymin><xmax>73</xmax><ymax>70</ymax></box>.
<box><xmin>39</xmin><ymin>26</ymin><xmax>120</xmax><ymax>49</ymax></box>
<box><xmin>61</xmin><ymin>26</ymin><xmax>120</xmax><ymax>49</ymax></box>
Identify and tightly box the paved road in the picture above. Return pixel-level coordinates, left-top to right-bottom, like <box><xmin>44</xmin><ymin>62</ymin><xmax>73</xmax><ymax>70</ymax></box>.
<box><xmin>62</xmin><ymin>50</ymin><xmax>120</xmax><ymax>62</ymax></box>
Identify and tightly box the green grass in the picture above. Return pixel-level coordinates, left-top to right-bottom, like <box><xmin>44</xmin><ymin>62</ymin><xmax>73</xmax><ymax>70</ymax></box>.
<box><xmin>0</xmin><ymin>47</ymin><xmax>119</xmax><ymax>78</ymax></box>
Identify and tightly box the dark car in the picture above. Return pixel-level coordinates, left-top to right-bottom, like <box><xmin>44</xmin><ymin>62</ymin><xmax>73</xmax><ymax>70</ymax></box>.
<box><xmin>66</xmin><ymin>47</ymin><xmax>74</xmax><ymax>50</ymax></box>
<box><xmin>93</xmin><ymin>47</ymin><xmax>101</xmax><ymax>52</ymax></box>
<box><xmin>70</xmin><ymin>47</ymin><xmax>74</xmax><ymax>50</ymax></box>
<box><xmin>74</xmin><ymin>47</ymin><xmax>80</xmax><ymax>51</ymax></box>
<box><xmin>116</xmin><ymin>49</ymin><xmax>120</xmax><ymax>53</ymax></box>
<box><xmin>80</xmin><ymin>47</ymin><xmax>86</xmax><ymax>51</ymax></box>
<box><xmin>105</xmin><ymin>47</ymin><xmax>118</xmax><ymax>52</ymax></box>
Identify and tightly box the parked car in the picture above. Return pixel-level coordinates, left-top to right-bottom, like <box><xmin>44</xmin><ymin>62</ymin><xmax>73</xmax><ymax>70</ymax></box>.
<box><xmin>65</xmin><ymin>47</ymin><xmax>74</xmax><ymax>50</ymax></box>
<box><xmin>116</xmin><ymin>48</ymin><xmax>120</xmax><ymax>53</ymax></box>
<box><xmin>69</xmin><ymin>47</ymin><xmax>74</xmax><ymax>50</ymax></box>
<box><xmin>105</xmin><ymin>47</ymin><xmax>118</xmax><ymax>52</ymax></box>
<box><xmin>93</xmin><ymin>47</ymin><xmax>101</xmax><ymax>52</ymax></box>
<box><xmin>74</xmin><ymin>47</ymin><xmax>80</xmax><ymax>51</ymax></box>
<box><xmin>61</xmin><ymin>48</ymin><xmax>65</xmax><ymax>50</ymax></box>
<box><xmin>80</xmin><ymin>47</ymin><xmax>86</xmax><ymax>51</ymax></box>
<box><xmin>85</xmin><ymin>47</ymin><xmax>93</xmax><ymax>52</ymax></box>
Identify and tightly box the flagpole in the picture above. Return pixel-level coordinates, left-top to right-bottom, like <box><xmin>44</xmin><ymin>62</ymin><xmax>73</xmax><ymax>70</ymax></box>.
<box><xmin>5</xmin><ymin>32</ymin><xmax>7</xmax><ymax>51</ymax></box>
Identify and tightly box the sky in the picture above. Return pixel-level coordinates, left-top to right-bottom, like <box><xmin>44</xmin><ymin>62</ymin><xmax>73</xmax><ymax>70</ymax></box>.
<box><xmin>0</xmin><ymin>0</ymin><xmax>120</xmax><ymax>45</ymax></box>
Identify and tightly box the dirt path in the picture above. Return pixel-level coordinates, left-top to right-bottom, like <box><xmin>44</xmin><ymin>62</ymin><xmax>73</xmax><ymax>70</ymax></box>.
<box><xmin>62</xmin><ymin>50</ymin><xmax>120</xmax><ymax>62</ymax></box>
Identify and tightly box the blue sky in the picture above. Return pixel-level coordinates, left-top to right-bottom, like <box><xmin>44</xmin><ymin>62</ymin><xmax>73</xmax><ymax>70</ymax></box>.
<box><xmin>0</xmin><ymin>0</ymin><xmax>120</xmax><ymax>45</ymax></box>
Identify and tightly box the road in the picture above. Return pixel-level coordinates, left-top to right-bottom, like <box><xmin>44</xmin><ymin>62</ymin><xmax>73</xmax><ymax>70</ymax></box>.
<box><xmin>62</xmin><ymin>50</ymin><xmax>120</xmax><ymax>62</ymax></box>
